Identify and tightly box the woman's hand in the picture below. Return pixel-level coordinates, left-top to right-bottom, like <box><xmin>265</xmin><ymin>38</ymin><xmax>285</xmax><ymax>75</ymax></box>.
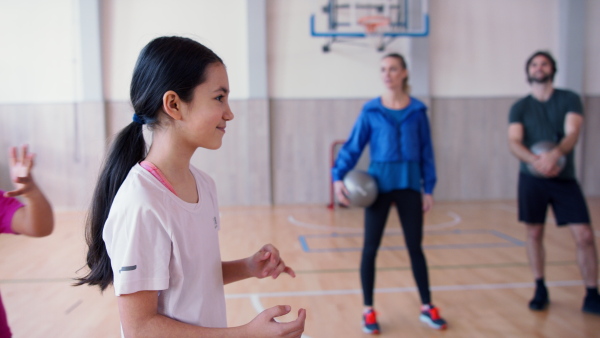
<box><xmin>334</xmin><ymin>180</ymin><xmax>350</xmax><ymax>206</ymax></box>
<box><xmin>423</xmin><ymin>194</ymin><xmax>434</xmax><ymax>213</ymax></box>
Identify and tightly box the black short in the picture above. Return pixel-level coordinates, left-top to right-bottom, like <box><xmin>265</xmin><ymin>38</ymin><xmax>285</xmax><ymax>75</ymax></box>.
<box><xmin>518</xmin><ymin>172</ymin><xmax>590</xmax><ymax>226</ymax></box>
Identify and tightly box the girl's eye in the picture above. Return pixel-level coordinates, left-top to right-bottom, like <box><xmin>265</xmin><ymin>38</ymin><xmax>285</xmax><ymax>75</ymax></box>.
<box><xmin>216</xmin><ymin>95</ymin><xmax>224</xmax><ymax>102</ymax></box>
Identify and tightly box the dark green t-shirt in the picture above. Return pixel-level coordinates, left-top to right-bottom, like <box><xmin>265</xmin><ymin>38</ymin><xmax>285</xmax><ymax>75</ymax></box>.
<box><xmin>508</xmin><ymin>88</ymin><xmax>583</xmax><ymax>179</ymax></box>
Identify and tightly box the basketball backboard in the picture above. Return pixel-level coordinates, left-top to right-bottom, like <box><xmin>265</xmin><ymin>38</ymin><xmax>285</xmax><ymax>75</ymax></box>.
<box><xmin>311</xmin><ymin>0</ymin><xmax>429</xmax><ymax>52</ymax></box>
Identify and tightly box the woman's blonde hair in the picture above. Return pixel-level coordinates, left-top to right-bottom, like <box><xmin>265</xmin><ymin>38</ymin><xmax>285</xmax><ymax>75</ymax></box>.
<box><xmin>383</xmin><ymin>53</ymin><xmax>411</xmax><ymax>94</ymax></box>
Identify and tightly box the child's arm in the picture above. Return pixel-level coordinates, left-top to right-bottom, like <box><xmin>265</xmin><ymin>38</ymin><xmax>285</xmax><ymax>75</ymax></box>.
<box><xmin>222</xmin><ymin>244</ymin><xmax>296</xmax><ymax>285</ymax></box>
<box><xmin>5</xmin><ymin>145</ymin><xmax>53</xmax><ymax>237</ymax></box>
<box><xmin>118</xmin><ymin>290</ymin><xmax>306</xmax><ymax>337</ymax></box>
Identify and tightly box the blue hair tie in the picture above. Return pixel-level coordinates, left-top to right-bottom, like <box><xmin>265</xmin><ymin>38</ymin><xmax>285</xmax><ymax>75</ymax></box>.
<box><xmin>132</xmin><ymin>114</ymin><xmax>145</xmax><ymax>125</ymax></box>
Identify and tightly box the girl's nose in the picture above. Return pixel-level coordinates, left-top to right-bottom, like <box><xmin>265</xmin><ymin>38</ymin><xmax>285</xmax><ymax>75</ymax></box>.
<box><xmin>224</xmin><ymin>107</ymin><xmax>234</xmax><ymax>121</ymax></box>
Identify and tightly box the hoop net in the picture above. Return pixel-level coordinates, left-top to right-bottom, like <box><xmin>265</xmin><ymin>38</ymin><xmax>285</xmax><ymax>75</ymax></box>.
<box><xmin>357</xmin><ymin>15</ymin><xmax>391</xmax><ymax>34</ymax></box>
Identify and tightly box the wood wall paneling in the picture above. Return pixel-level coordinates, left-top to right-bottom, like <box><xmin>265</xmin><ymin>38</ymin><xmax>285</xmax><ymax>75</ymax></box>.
<box><xmin>0</xmin><ymin>103</ymin><xmax>105</xmax><ymax>210</ymax></box>
<box><xmin>270</xmin><ymin>98</ymin><xmax>368</xmax><ymax>205</ymax></box>
<box><xmin>1</xmin><ymin>95</ymin><xmax>597</xmax><ymax>210</ymax></box>
<box><xmin>582</xmin><ymin>96</ymin><xmax>600</xmax><ymax>196</ymax></box>
<box><xmin>431</xmin><ymin>97</ymin><xmax>521</xmax><ymax>201</ymax></box>
<box><xmin>271</xmin><ymin>97</ymin><xmax>525</xmax><ymax>204</ymax></box>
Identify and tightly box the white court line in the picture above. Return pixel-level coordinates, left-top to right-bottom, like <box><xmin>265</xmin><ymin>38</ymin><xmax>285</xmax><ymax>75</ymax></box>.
<box><xmin>234</xmin><ymin>279</ymin><xmax>589</xmax><ymax>338</ymax></box>
<box><xmin>423</xmin><ymin>211</ymin><xmax>462</xmax><ymax>230</ymax></box>
<box><xmin>227</xmin><ymin>279</ymin><xmax>588</xmax><ymax>300</ymax></box>
<box><xmin>250</xmin><ymin>294</ymin><xmax>312</xmax><ymax>338</ymax></box>
<box><xmin>250</xmin><ymin>293</ymin><xmax>266</xmax><ymax>313</ymax></box>
<box><xmin>287</xmin><ymin>211</ymin><xmax>461</xmax><ymax>233</ymax></box>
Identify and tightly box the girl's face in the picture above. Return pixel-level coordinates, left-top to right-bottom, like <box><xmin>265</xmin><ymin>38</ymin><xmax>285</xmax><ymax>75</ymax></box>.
<box><xmin>179</xmin><ymin>63</ymin><xmax>234</xmax><ymax>150</ymax></box>
<box><xmin>380</xmin><ymin>57</ymin><xmax>407</xmax><ymax>91</ymax></box>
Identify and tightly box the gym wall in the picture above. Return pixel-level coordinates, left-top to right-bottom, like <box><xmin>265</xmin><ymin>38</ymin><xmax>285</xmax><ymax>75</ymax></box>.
<box><xmin>0</xmin><ymin>0</ymin><xmax>598</xmax><ymax>209</ymax></box>
<box><xmin>581</xmin><ymin>0</ymin><xmax>600</xmax><ymax>196</ymax></box>
<box><xmin>268</xmin><ymin>0</ymin><xmax>600</xmax><ymax>203</ymax></box>
<box><xmin>0</xmin><ymin>0</ymin><xmax>105</xmax><ymax>209</ymax></box>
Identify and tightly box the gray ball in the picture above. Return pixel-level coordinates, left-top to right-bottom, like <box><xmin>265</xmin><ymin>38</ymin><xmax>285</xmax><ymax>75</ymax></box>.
<box><xmin>527</xmin><ymin>141</ymin><xmax>566</xmax><ymax>177</ymax></box>
<box><xmin>343</xmin><ymin>170</ymin><xmax>378</xmax><ymax>207</ymax></box>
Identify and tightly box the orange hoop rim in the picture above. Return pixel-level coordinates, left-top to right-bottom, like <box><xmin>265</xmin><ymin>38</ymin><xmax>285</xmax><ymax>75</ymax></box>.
<box><xmin>357</xmin><ymin>15</ymin><xmax>391</xmax><ymax>33</ymax></box>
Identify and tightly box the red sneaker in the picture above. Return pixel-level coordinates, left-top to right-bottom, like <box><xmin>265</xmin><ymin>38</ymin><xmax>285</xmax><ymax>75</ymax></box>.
<box><xmin>362</xmin><ymin>309</ymin><xmax>381</xmax><ymax>334</ymax></box>
<box><xmin>420</xmin><ymin>304</ymin><xmax>447</xmax><ymax>330</ymax></box>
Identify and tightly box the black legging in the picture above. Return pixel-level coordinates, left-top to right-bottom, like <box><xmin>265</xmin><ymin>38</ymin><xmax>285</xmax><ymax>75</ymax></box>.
<box><xmin>361</xmin><ymin>189</ymin><xmax>431</xmax><ymax>306</ymax></box>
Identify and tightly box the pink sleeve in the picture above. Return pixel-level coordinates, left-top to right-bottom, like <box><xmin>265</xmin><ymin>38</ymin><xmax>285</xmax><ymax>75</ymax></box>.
<box><xmin>0</xmin><ymin>190</ymin><xmax>24</xmax><ymax>234</ymax></box>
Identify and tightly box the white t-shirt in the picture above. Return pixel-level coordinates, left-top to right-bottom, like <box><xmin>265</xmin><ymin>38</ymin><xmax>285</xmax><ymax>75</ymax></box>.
<box><xmin>103</xmin><ymin>164</ymin><xmax>227</xmax><ymax>328</ymax></box>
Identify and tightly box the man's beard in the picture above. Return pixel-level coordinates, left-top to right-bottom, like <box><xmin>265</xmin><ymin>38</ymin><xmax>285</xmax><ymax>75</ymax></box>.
<box><xmin>528</xmin><ymin>72</ymin><xmax>553</xmax><ymax>84</ymax></box>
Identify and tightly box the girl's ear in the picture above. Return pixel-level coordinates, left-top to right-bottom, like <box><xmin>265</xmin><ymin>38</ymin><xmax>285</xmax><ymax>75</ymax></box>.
<box><xmin>162</xmin><ymin>91</ymin><xmax>183</xmax><ymax>120</ymax></box>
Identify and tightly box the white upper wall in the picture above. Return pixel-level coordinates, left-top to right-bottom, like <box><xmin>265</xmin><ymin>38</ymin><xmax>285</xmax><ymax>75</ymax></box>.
<box><xmin>102</xmin><ymin>0</ymin><xmax>249</xmax><ymax>101</ymax></box>
<box><xmin>1</xmin><ymin>0</ymin><xmax>597</xmax><ymax>104</ymax></box>
<box><xmin>0</xmin><ymin>0</ymin><xmax>77</xmax><ymax>104</ymax></box>
<box><xmin>267</xmin><ymin>0</ymin><xmax>600</xmax><ymax>98</ymax></box>
<box><xmin>429</xmin><ymin>0</ymin><xmax>558</xmax><ymax>97</ymax></box>
<box><xmin>267</xmin><ymin>0</ymin><xmax>412</xmax><ymax>99</ymax></box>
<box><xmin>584</xmin><ymin>0</ymin><xmax>600</xmax><ymax>95</ymax></box>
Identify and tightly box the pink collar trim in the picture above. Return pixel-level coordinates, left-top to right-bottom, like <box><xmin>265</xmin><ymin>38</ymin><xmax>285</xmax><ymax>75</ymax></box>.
<box><xmin>139</xmin><ymin>161</ymin><xmax>177</xmax><ymax>196</ymax></box>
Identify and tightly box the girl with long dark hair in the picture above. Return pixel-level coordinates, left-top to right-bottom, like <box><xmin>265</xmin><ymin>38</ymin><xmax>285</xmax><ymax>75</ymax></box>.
<box><xmin>76</xmin><ymin>36</ymin><xmax>305</xmax><ymax>337</ymax></box>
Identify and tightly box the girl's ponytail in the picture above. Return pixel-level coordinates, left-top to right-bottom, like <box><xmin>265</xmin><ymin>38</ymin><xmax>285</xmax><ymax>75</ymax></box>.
<box><xmin>75</xmin><ymin>122</ymin><xmax>146</xmax><ymax>290</ymax></box>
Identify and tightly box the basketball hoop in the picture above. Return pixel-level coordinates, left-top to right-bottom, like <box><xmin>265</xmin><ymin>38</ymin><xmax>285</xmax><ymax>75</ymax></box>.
<box><xmin>312</xmin><ymin>0</ymin><xmax>430</xmax><ymax>52</ymax></box>
<box><xmin>357</xmin><ymin>15</ymin><xmax>390</xmax><ymax>52</ymax></box>
<box><xmin>358</xmin><ymin>15</ymin><xmax>390</xmax><ymax>34</ymax></box>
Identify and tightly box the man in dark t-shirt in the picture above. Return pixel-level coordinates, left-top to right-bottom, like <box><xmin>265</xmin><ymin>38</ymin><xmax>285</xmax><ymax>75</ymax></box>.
<box><xmin>508</xmin><ymin>51</ymin><xmax>599</xmax><ymax>315</ymax></box>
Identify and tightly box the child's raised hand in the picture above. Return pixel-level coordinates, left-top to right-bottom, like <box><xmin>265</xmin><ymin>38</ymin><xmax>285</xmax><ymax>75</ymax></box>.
<box><xmin>246</xmin><ymin>305</ymin><xmax>306</xmax><ymax>338</ymax></box>
<box><xmin>4</xmin><ymin>145</ymin><xmax>36</xmax><ymax>198</ymax></box>
<box><xmin>249</xmin><ymin>244</ymin><xmax>296</xmax><ymax>279</ymax></box>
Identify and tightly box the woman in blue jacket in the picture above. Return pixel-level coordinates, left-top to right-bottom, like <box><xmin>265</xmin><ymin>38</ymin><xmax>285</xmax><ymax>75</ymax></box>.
<box><xmin>332</xmin><ymin>53</ymin><xmax>447</xmax><ymax>333</ymax></box>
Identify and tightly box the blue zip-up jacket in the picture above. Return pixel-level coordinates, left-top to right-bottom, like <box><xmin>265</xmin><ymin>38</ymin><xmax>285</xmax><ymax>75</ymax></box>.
<box><xmin>332</xmin><ymin>97</ymin><xmax>437</xmax><ymax>194</ymax></box>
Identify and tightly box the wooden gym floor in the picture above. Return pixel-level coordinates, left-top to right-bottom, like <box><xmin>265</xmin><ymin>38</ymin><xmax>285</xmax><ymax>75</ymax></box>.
<box><xmin>1</xmin><ymin>198</ymin><xmax>599</xmax><ymax>337</ymax></box>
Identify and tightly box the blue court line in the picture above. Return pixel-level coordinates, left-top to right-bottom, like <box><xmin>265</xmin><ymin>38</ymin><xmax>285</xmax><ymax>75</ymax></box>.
<box><xmin>298</xmin><ymin>229</ymin><xmax>525</xmax><ymax>253</ymax></box>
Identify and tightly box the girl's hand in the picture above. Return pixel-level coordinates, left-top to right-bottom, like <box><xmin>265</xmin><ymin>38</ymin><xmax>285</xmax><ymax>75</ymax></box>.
<box><xmin>422</xmin><ymin>194</ymin><xmax>434</xmax><ymax>213</ymax></box>
<box><xmin>4</xmin><ymin>145</ymin><xmax>37</xmax><ymax>198</ymax></box>
<box><xmin>334</xmin><ymin>180</ymin><xmax>350</xmax><ymax>206</ymax></box>
<box><xmin>248</xmin><ymin>244</ymin><xmax>296</xmax><ymax>279</ymax></box>
<box><xmin>246</xmin><ymin>306</ymin><xmax>306</xmax><ymax>338</ymax></box>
